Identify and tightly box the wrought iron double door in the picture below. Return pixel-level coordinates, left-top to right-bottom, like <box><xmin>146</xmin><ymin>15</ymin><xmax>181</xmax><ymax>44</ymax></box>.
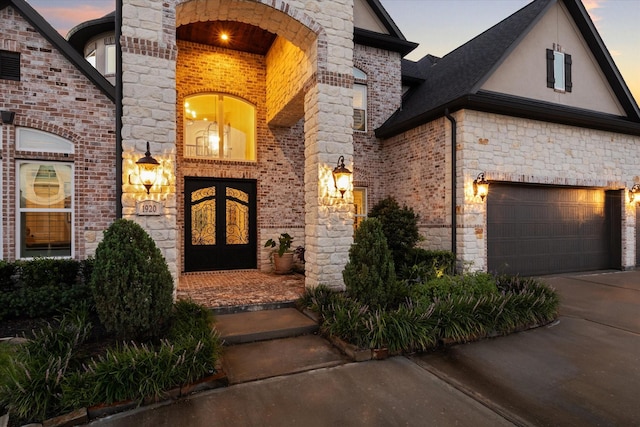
<box><xmin>184</xmin><ymin>178</ymin><xmax>257</xmax><ymax>271</ymax></box>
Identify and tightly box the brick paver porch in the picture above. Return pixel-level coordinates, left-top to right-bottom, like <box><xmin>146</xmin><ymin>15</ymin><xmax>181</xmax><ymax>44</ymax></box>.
<box><xmin>177</xmin><ymin>270</ymin><xmax>305</xmax><ymax>308</ymax></box>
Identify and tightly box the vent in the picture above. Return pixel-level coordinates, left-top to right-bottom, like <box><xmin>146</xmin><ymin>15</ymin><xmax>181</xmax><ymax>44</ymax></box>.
<box><xmin>0</xmin><ymin>50</ymin><xmax>20</xmax><ymax>81</ymax></box>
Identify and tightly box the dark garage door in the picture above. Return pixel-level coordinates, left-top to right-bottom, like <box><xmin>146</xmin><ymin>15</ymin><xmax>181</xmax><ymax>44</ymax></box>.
<box><xmin>487</xmin><ymin>184</ymin><xmax>621</xmax><ymax>276</ymax></box>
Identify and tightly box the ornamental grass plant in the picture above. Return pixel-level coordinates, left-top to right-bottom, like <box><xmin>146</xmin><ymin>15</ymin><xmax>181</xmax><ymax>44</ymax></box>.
<box><xmin>0</xmin><ymin>300</ymin><xmax>221</xmax><ymax>425</ymax></box>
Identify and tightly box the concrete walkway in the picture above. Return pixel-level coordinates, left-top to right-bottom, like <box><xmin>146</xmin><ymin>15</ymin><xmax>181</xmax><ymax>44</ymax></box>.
<box><xmin>88</xmin><ymin>357</ymin><xmax>514</xmax><ymax>427</ymax></box>
<box><xmin>89</xmin><ymin>270</ymin><xmax>640</xmax><ymax>426</ymax></box>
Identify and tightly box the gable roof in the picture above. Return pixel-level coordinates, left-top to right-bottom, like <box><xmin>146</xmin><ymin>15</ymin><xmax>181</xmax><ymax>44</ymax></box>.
<box><xmin>354</xmin><ymin>0</ymin><xmax>418</xmax><ymax>56</ymax></box>
<box><xmin>0</xmin><ymin>0</ymin><xmax>115</xmax><ymax>101</ymax></box>
<box><xmin>378</xmin><ymin>0</ymin><xmax>640</xmax><ymax>138</ymax></box>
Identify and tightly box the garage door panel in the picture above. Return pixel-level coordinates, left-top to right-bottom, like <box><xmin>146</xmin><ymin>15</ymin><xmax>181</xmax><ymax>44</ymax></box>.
<box><xmin>488</xmin><ymin>184</ymin><xmax>620</xmax><ymax>276</ymax></box>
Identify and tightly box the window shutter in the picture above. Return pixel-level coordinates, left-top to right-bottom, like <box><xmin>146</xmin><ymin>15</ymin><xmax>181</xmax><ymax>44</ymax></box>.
<box><xmin>0</xmin><ymin>50</ymin><xmax>20</xmax><ymax>81</ymax></box>
<box><xmin>564</xmin><ymin>53</ymin><xmax>572</xmax><ymax>92</ymax></box>
<box><xmin>546</xmin><ymin>49</ymin><xmax>555</xmax><ymax>88</ymax></box>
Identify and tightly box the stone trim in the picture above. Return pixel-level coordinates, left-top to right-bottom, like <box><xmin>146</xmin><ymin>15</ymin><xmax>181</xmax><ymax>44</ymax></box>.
<box><xmin>484</xmin><ymin>171</ymin><xmax>625</xmax><ymax>190</ymax></box>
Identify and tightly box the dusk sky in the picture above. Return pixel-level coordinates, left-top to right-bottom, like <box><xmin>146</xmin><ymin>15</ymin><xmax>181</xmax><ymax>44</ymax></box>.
<box><xmin>26</xmin><ymin>0</ymin><xmax>639</xmax><ymax>102</ymax></box>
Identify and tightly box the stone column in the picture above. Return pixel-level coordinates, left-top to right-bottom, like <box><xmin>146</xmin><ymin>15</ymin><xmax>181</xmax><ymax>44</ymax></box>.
<box><xmin>304</xmin><ymin>82</ymin><xmax>354</xmax><ymax>289</ymax></box>
<box><xmin>120</xmin><ymin>0</ymin><xmax>178</xmax><ymax>283</ymax></box>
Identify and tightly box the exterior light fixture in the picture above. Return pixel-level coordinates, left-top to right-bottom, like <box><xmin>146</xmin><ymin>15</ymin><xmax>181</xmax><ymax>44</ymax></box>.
<box><xmin>332</xmin><ymin>155</ymin><xmax>352</xmax><ymax>198</ymax></box>
<box><xmin>134</xmin><ymin>141</ymin><xmax>160</xmax><ymax>194</ymax></box>
<box><xmin>473</xmin><ymin>172</ymin><xmax>489</xmax><ymax>201</ymax></box>
<box><xmin>1</xmin><ymin>110</ymin><xmax>15</xmax><ymax>124</ymax></box>
<box><xmin>630</xmin><ymin>184</ymin><xmax>640</xmax><ymax>203</ymax></box>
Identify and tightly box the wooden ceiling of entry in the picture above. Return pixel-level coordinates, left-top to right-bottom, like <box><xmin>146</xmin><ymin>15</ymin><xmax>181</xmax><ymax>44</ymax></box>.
<box><xmin>177</xmin><ymin>21</ymin><xmax>277</xmax><ymax>55</ymax></box>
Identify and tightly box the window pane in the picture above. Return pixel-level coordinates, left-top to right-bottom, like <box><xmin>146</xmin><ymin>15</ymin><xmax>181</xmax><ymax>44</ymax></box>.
<box><xmin>21</xmin><ymin>212</ymin><xmax>71</xmax><ymax>257</ymax></box>
<box><xmin>86</xmin><ymin>50</ymin><xmax>96</xmax><ymax>68</ymax></box>
<box><xmin>17</xmin><ymin>128</ymin><xmax>74</xmax><ymax>153</ymax></box>
<box><xmin>184</xmin><ymin>94</ymin><xmax>256</xmax><ymax>161</ymax></box>
<box><xmin>353</xmin><ymin>188</ymin><xmax>367</xmax><ymax>230</ymax></box>
<box><xmin>353</xmin><ymin>84</ymin><xmax>367</xmax><ymax>131</ymax></box>
<box><xmin>554</xmin><ymin>51</ymin><xmax>565</xmax><ymax>91</ymax></box>
<box><xmin>20</xmin><ymin>163</ymin><xmax>72</xmax><ymax>209</ymax></box>
<box><xmin>105</xmin><ymin>45</ymin><xmax>116</xmax><ymax>74</ymax></box>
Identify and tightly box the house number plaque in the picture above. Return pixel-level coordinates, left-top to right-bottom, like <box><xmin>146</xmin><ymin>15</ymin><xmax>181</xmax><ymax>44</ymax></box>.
<box><xmin>136</xmin><ymin>200</ymin><xmax>163</xmax><ymax>216</ymax></box>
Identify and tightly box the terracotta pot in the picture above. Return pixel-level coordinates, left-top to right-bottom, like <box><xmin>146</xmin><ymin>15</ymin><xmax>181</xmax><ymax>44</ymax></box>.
<box><xmin>273</xmin><ymin>252</ymin><xmax>294</xmax><ymax>274</ymax></box>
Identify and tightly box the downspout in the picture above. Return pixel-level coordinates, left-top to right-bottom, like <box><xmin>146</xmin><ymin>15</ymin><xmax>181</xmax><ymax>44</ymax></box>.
<box><xmin>444</xmin><ymin>109</ymin><xmax>457</xmax><ymax>264</ymax></box>
<box><xmin>115</xmin><ymin>0</ymin><xmax>123</xmax><ymax>219</ymax></box>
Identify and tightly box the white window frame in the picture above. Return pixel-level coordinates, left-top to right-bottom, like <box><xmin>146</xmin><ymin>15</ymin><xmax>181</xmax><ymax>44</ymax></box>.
<box><xmin>16</xmin><ymin>160</ymin><xmax>74</xmax><ymax>260</ymax></box>
<box><xmin>17</xmin><ymin>128</ymin><xmax>74</xmax><ymax>154</ymax></box>
<box><xmin>105</xmin><ymin>44</ymin><xmax>116</xmax><ymax>75</ymax></box>
<box><xmin>554</xmin><ymin>51</ymin><xmax>565</xmax><ymax>91</ymax></box>
<box><xmin>353</xmin><ymin>187</ymin><xmax>367</xmax><ymax>229</ymax></box>
<box><xmin>353</xmin><ymin>67</ymin><xmax>367</xmax><ymax>132</ymax></box>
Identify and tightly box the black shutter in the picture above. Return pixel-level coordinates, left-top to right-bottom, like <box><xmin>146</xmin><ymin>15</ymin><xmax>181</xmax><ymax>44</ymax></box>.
<box><xmin>0</xmin><ymin>50</ymin><xmax>20</xmax><ymax>81</ymax></box>
<box><xmin>546</xmin><ymin>49</ymin><xmax>555</xmax><ymax>88</ymax></box>
<box><xmin>564</xmin><ymin>53</ymin><xmax>572</xmax><ymax>92</ymax></box>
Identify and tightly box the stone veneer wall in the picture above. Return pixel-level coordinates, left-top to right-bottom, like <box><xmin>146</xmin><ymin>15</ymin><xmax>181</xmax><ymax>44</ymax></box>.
<box><xmin>0</xmin><ymin>5</ymin><xmax>116</xmax><ymax>261</ymax></box>
<box><xmin>175</xmin><ymin>40</ymin><xmax>305</xmax><ymax>273</ymax></box>
<box><xmin>457</xmin><ymin>109</ymin><xmax>640</xmax><ymax>271</ymax></box>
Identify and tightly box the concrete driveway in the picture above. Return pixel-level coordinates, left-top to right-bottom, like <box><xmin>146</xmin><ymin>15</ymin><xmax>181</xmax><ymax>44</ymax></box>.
<box><xmin>413</xmin><ymin>270</ymin><xmax>640</xmax><ymax>426</ymax></box>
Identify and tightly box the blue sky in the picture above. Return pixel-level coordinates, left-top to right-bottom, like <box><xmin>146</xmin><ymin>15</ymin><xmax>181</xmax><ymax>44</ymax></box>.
<box><xmin>26</xmin><ymin>0</ymin><xmax>639</xmax><ymax>101</ymax></box>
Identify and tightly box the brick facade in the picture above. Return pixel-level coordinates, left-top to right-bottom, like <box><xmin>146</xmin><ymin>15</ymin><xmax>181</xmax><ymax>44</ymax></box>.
<box><xmin>0</xmin><ymin>5</ymin><xmax>116</xmax><ymax>261</ymax></box>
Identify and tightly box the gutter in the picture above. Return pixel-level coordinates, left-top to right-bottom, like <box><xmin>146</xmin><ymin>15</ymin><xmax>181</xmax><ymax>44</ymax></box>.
<box><xmin>444</xmin><ymin>109</ymin><xmax>457</xmax><ymax>265</ymax></box>
<box><xmin>115</xmin><ymin>0</ymin><xmax>123</xmax><ymax>219</ymax></box>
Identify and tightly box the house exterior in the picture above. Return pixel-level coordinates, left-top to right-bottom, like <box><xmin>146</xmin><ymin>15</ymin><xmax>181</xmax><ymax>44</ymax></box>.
<box><xmin>1</xmin><ymin>0</ymin><xmax>639</xmax><ymax>289</ymax></box>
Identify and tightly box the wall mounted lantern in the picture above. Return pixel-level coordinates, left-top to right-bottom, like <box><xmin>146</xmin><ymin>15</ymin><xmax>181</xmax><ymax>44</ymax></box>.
<box><xmin>630</xmin><ymin>184</ymin><xmax>640</xmax><ymax>203</ymax></box>
<box><xmin>130</xmin><ymin>141</ymin><xmax>160</xmax><ymax>194</ymax></box>
<box><xmin>332</xmin><ymin>155</ymin><xmax>352</xmax><ymax>198</ymax></box>
<box><xmin>1</xmin><ymin>110</ymin><xmax>15</xmax><ymax>125</ymax></box>
<box><xmin>473</xmin><ymin>172</ymin><xmax>489</xmax><ymax>201</ymax></box>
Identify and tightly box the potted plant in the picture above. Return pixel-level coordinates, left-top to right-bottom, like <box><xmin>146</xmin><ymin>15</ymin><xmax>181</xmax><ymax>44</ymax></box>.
<box><xmin>264</xmin><ymin>233</ymin><xmax>294</xmax><ymax>274</ymax></box>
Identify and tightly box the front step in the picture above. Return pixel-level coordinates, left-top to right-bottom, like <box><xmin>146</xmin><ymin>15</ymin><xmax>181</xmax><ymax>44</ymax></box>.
<box><xmin>215</xmin><ymin>307</ymin><xmax>319</xmax><ymax>345</ymax></box>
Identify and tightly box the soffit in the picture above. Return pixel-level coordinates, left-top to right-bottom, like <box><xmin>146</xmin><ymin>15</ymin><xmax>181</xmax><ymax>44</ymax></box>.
<box><xmin>177</xmin><ymin>21</ymin><xmax>277</xmax><ymax>55</ymax></box>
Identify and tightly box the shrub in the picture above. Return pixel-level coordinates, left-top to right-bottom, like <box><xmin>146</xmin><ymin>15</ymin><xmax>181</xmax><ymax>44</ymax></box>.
<box><xmin>343</xmin><ymin>218</ymin><xmax>400</xmax><ymax>309</ymax></box>
<box><xmin>399</xmin><ymin>248</ymin><xmax>455</xmax><ymax>283</ymax></box>
<box><xmin>91</xmin><ymin>219</ymin><xmax>174</xmax><ymax>340</ymax></box>
<box><xmin>410</xmin><ymin>272</ymin><xmax>498</xmax><ymax>303</ymax></box>
<box><xmin>369</xmin><ymin>197</ymin><xmax>419</xmax><ymax>267</ymax></box>
<box><xmin>0</xmin><ymin>307</ymin><xmax>92</xmax><ymax>423</ymax></box>
<box><xmin>0</xmin><ymin>301</ymin><xmax>222</xmax><ymax>423</ymax></box>
<box><xmin>0</xmin><ymin>260</ymin><xmax>15</xmax><ymax>291</ymax></box>
<box><xmin>0</xmin><ymin>258</ymin><xmax>94</xmax><ymax>321</ymax></box>
<box><xmin>17</xmin><ymin>258</ymin><xmax>80</xmax><ymax>288</ymax></box>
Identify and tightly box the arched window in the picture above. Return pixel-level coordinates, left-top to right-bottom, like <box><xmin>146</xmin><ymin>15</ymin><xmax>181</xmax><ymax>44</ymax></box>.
<box><xmin>16</xmin><ymin>128</ymin><xmax>74</xmax><ymax>258</ymax></box>
<box><xmin>183</xmin><ymin>93</ymin><xmax>256</xmax><ymax>161</ymax></box>
<box><xmin>353</xmin><ymin>67</ymin><xmax>367</xmax><ymax>132</ymax></box>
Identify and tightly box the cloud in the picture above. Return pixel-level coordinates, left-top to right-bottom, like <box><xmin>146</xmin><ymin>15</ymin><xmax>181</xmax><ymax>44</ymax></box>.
<box><xmin>32</xmin><ymin>5</ymin><xmax>113</xmax><ymax>36</ymax></box>
<box><xmin>582</xmin><ymin>0</ymin><xmax>604</xmax><ymax>23</ymax></box>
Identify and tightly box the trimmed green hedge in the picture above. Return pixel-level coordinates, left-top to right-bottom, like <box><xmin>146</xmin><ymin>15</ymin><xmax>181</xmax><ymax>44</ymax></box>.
<box><xmin>0</xmin><ymin>258</ymin><xmax>94</xmax><ymax>321</ymax></box>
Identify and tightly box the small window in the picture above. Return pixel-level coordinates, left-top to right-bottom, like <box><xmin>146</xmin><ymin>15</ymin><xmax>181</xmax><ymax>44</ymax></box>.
<box><xmin>17</xmin><ymin>128</ymin><xmax>74</xmax><ymax>154</ymax></box>
<box><xmin>18</xmin><ymin>162</ymin><xmax>73</xmax><ymax>258</ymax></box>
<box><xmin>546</xmin><ymin>48</ymin><xmax>572</xmax><ymax>92</ymax></box>
<box><xmin>86</xmin><ymin>49</ymin><xmax>97</xmax><ymax>68</ymax></box>
<box><xmin>105</xmin><ymin>44</ymin><xmax>116</xmax><ymax>74</ymax></box>
<box><xmin>0</xmin><ymin>50</ymin><xmax>20</xmax><ymax>81</ymax></box>
<box><xmin>353</xmin><ymin>187</ymin><xmax>367</xmax><ymax>230</ymax></box>
<box><xmin>183</xmin><ymin>93</ymin><xmax>256</xmax><ymax>161</ymax></box>
<box><xmin>353</xmin><ymin>67</ymin><xmax>367</xmax><ymax>132</ymax></box>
